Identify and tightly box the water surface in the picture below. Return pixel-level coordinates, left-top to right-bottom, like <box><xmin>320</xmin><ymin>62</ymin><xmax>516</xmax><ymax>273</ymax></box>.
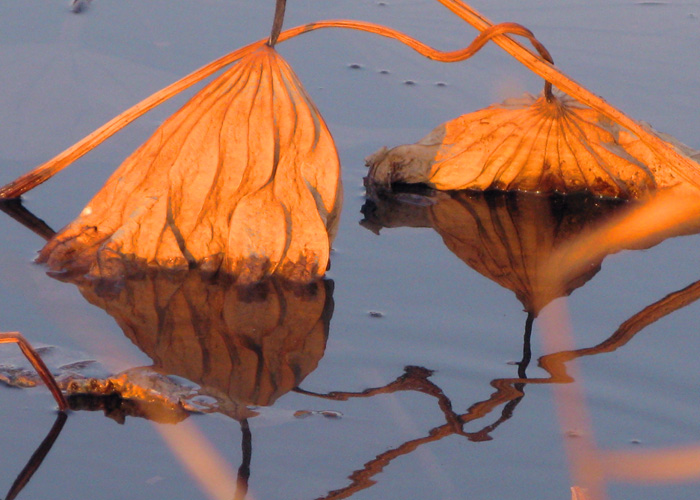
<box><xmin>1</xmin><ymin>1</ymin><xmax>700</xmax><ymax>499</ymax></box>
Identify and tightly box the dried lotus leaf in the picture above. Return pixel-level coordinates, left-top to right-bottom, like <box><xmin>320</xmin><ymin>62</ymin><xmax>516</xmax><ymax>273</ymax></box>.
<box><xmin>367</xmin><ymin>93</ymin><xmax>700</xmax><ymax>199</ymax></box>
<box><xmin>39</xmin><ymin>46</ymin><xmax>342</xmax><ymax>283</ymax></box>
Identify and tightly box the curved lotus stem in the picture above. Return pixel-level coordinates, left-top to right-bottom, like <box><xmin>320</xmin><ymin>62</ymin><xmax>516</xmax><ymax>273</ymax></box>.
<box><xmin>0</xmin><ymin>20</ymin><xmax>551</xmax><ymax>199</ymax></box>
<box><xmin>0</xmin><ymin>333</ymin><xmax>68</xmax><ymax>411</ymax></box>
<box><xmin>433</xmin><ymin>0</ymin><xmax>700</xmax><ymax>190</ymax></box>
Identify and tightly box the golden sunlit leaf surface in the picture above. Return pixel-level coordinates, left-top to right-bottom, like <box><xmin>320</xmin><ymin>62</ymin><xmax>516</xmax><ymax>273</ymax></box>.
<box><xmin>366</xmin><ymin>93</ymin><xmax>700</xmax><ymax>198</ymax></box>
<box><xmin>39</xmin><ymin>46</ymin><xmax>342</xmax><ymax>283</ymax></box>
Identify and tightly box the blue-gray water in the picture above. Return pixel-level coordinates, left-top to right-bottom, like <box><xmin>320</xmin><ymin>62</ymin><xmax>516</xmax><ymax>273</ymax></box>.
<box><xmin>1</xmin><ymin>1</ymin><xmax>699</xmax><ymax>499</ymax></box>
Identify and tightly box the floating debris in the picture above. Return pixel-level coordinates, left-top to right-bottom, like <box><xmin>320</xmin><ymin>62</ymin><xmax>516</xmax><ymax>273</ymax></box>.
<box><xmin>70</xmin><ymin>0</ymin><xmax>91</xmax><ymax>14</ymax></box>
<box><xmin>294</xmin><ymin>409</ymin><xmax>342</xmax><ymax>419</ymax></box>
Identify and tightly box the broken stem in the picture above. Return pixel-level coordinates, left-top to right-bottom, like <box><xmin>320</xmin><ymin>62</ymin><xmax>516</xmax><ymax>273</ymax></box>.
<box><xmin>0</xmin><ymin>333</ymin><xmax>68</xmax><ymax>412</ymax></box>
<box><xmin>0</xmin><ymin>20</ymin><xmax>550</xmax><ymax>199</ymax></box>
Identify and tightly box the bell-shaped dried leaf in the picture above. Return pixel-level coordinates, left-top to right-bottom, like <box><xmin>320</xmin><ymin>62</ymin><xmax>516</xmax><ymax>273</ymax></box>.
<box><xmin>39</xmin><ymin>46</ymin><xmax>342</xmax><ymax>283</ymax></box>
<box><xmin>367</xmin><ymin>93</ymin><xmax>700</xmax><ymax>199</ymax></box>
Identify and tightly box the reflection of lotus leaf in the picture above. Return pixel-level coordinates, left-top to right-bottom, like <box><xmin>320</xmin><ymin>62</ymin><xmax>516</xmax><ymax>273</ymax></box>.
<box><xmin>362</xmin><ymin>189</ymin><xmax>626</xmax><ymax>314</ymax></box>
<box><xmin>366</xmin><ymin>94</ymin><xmax>700</xmax><ymax>199</ymax></box>
<box><xmin>64</xmin><ymin>272</ymin><xmax>333</xmax><ymax>411</ymax></box>
<box><xmin>39</xmin><ymin>45</ymin><xmax>342</xmax><ymax>284</ymax></box>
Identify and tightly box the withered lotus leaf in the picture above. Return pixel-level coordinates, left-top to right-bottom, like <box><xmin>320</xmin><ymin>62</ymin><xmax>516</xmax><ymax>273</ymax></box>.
<box><xmin>366</xmin><ymin>93</ymin><xmax>700</xmax><ymax>199</ymax></box>
<box><xmin>39</xmin><ymin>46</ymin><xmax>342</xmax><ymax>283</ymax></box>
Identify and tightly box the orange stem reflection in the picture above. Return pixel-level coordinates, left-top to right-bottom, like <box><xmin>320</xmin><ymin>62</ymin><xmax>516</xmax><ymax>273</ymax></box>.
<box><xmin>297</xmin><ymin>273</ymin><xmax>700</xmax><ymax>499</ymax></box>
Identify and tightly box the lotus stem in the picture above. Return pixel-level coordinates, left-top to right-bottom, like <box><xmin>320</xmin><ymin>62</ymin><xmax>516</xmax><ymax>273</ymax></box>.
<box><xmin>267</xmin><ymin>0</ymin><xmax>287</xmax><ymax>47</ymax></box>
<box><xmin>433</xmin><ymin>0</ymin><xmax>700</xmax><ymax>190</ymax></box>
<box><xmin>0</xmin><ymin>333</ymin><xmax>68</xmax><ymax>411</ymax></box>
<box><xmin>0</xmin><ymin>20</ymin><xmax>551</xmax><ymax>199</ymax></box>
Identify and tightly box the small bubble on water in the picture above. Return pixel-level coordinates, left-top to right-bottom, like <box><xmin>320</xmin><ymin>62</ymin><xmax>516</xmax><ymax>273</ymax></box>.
<box><xmin>348</xmin><ymin>63</ymin><xmax>364</xmax><ymax>70</ymax></box>
<box><xmin>435</xmin><ymin>81</ymin><xmax>447</xmax><ymax>87</ymax></box>
<box><xmin>403</xmin><ymin>80</ymin><xmax>416</xmax><ymax>86</ymax></box>
<box><xmin>630</xmin><ymin>438</ymin><xmax>642</xmax><ymax>445</ymax></box>
<box><xmin>70</xmin><ymin>0</ymin><xmax>91</xmax><ymax>13</ymax></box>
<box><xmin>379</xmin><ymin>69</ymin><xmax>390</xmax><ymax>75</ymax></box>
<box><xmin>369</xmin><ymin>311</ymin><xmax>384</xmax><ymax>318</ymax></box>
<box><xmin>377</xmin><ymin>1</ymin><xmax>388</xmax><ymax>6</ymax></box>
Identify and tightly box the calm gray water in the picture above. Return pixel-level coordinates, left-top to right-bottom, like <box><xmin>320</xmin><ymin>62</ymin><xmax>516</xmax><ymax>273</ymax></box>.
<box><xmin>1</xmin><ymin>1</ymin><xmax>699</xmax><ymax>499</ymax></box>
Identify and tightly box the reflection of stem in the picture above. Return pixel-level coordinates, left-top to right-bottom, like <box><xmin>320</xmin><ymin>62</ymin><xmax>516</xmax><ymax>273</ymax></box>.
<box><xmin>312</xmin><ymin>385</ymin><xmax>525</xmax><ymax>500</ymax></box>
<box><xmin>302</xmin><ymin>366</ymin><xmax>526</xmax><ymax>500</ymax></box>
<box><xmin>5</xmin><ymin>411</ymin><xmax>68</xmax><ymax>500</ymax></box>
<box><xmin>234</xmin><ymin>419</ymin><xmax>252</xmax><ymax>500</ymax></box>
<box><xmin>311</xmin><ymin>276</ymin><xmax>700</xmax><ymax>499</ymax></box>
<box><xmin>518</xmin><ymin>311</ymin><xmax>534</xmax><ymax>379</ymax></box>
<box><xmin>0</xmin><ymin>199</ymin><xmax>56</xmax><ymax>241</ymax></box>
<box><xmin>540</xmin><ymin>277</ymin><xmax>700</xmax><ymax>376</ymax></box>
<box><xmin>295</xmin><ymin>366</ymin><xmax>464</xmax><ymax>432</ymax></box>
<box><xmin>0</xmin><ymin>19</ymin><xmax>549</xmax><ymax>199</ymax></box>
